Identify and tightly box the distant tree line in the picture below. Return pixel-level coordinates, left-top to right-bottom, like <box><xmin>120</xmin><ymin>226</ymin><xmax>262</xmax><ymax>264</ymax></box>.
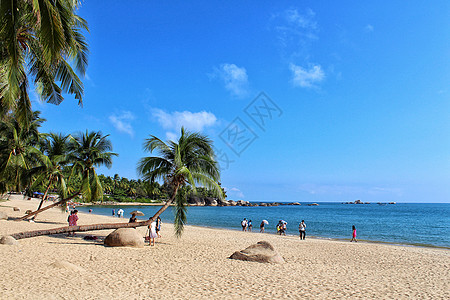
<box><xmin>98</xmin><ymin>174</ymin><xmax>226</xmax><ymax>204</ymax></box>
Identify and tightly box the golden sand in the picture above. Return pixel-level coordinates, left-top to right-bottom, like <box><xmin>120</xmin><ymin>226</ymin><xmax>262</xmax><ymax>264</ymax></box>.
<box><xmin>1</xmin><ymin>196</ymin><xmax>449</xmax><ymax>299</ymax></box>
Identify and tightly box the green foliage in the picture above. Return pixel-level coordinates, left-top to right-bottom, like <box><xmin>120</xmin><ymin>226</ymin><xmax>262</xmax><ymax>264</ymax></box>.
<box><xmin>0</xmin><ymin>0</ymin><xmax>89</xmax><ymax>126</ymax></box>
<box><xmin>137</xmin><ymin>127</ymin><xmax>223</xmax><ymax>237</ymax></box>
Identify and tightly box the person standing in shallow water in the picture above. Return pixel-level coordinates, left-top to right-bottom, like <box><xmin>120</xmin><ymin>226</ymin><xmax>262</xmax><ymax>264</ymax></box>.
<box><xmin>351</xmin><ymin>225</ymin><xmax>357</xmax><ymax>242</ymax></box>
<box><xmin>248</xmin><ymin>220</ymin><xmax>253</xmax><ymax>232</ymax></box>
<box><xmin>241</xmin><ymin>218</ymin><xmax>248</xmax><ymax>231</ymax></box>
<box><xmin>260</xmin><ymin>221</ymin><xmax>265</xmax><ymax>233</ymax></box>
<box><xmin>299</xmin><ymin>220</ymin><xmax>306</xmax><ymax>240</ymax></box>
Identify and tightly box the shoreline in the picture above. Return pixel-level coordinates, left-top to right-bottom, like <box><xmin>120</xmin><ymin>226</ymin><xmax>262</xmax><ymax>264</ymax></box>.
<box><xmin>182</xmin><ymin>223</ymin><xmax>450</xmax><ymax>251</ymax></box>
<box><xmin>76</xmin><ymin>203</ymin><xmax>450</xmax><ymax>250</ymax></box>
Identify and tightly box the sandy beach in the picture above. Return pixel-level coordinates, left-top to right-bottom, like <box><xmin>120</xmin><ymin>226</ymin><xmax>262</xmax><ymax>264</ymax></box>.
<box><xmin>0</xmin><ymin>196</ymin><xmax>449</xmax><ymax>299</ymax></box>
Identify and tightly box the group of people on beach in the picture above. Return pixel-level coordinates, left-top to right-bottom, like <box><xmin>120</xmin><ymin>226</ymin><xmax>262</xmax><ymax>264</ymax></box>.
<box><xmin>145</xmin><ymin>216</ymin><xmax>162</xmax><ymax>246</ymax></box>
<box><xmin>239</xmin><ymin>217</ymin><xmax>357</xmax><ymax>242</ymax></box>
<box><xmin>111</xmin><ymin>208</ymin><xmax>124</xmax><ymax>218</ymax></box>
<box><xmin>241</xmin><ymin>218</ymin><xmax>253</xmax><ymax>231</ymax></box>
<box><xmin>276</xmin><ymin>220</ymin><xmax>288</xmax><ymax>235</ymax></box>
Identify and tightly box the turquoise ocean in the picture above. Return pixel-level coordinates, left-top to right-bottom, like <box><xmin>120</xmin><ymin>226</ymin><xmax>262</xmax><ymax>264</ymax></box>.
<box><xmin>77</xmin><ymin>202</ymin><xmax>450</xmax><ymax>248</ymax></box>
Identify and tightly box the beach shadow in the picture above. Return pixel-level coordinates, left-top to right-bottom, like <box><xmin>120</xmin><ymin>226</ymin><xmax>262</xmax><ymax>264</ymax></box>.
<box><xmin>6</xmin><ymin>217</ymin><xmax>63</xmax><ymax>225</ymax></box>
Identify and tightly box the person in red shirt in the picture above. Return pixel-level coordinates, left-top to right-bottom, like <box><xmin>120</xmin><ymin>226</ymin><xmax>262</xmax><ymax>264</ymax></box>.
<box><xmin>67</xmin><ymin>210</ymin><xmax>78</xmax><ymax>237</ymax></box>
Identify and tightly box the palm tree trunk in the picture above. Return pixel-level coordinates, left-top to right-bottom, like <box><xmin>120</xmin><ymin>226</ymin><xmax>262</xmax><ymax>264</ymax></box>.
<box><xmin>32</xmin><ymin>178</ymin><xmax>53</xmax><ymax>220</ymax></box>
<box><xmin>16</xmin><ymin>192</ymin><xmax>80</xmax><ymax>221</ymax></box>
<box><xmin>11</xmin><ymin>186</ymin><xmax>180</xmax><ymax>239</ymax></box>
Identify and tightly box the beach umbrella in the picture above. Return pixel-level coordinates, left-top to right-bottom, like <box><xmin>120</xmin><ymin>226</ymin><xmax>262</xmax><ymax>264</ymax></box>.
<box><xmin>130</xmin><ymin>210</ymin><xmax>145</xmax><ymax>216</ymax></box>
<box><xmin>262</xmin><ymin>220</ymin><xmax>269</xmax><ymax>225</ymax></box>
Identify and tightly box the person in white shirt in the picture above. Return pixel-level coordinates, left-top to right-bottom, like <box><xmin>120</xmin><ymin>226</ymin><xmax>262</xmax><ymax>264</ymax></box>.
<box><xmin>299</xmin><ymin>220</ymin><xmax>306</xmax><ymax>240</ymax></box>
<box><xmin>241</xmin><ymin>218</ymin><xmax>248</xmax><ymax>231</ymax></box>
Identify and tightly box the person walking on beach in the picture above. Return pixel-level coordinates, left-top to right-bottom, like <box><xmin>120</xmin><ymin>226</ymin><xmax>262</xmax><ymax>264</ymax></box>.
<box><xmin>248</xmin><ymin>220</ymin><xmax>253</xmax><ymax>232</ymax></box>
<box><xmin>241</xmin><ymin>218</ymin><xmax>248</xmax><ymax>231</ymax></box>
<box><xmin>148</xmin><ymin>219</ymin><xmax>158</xmax><ymax>246</ymax></box>
<box><xmin>276</xmin><ymin>220</ymin><xmax>282</xmax><ymax>235</ymax></box>
<box><xmin>351</xmin><ymin>225</ymin><xmax>357</xmax><ymax>242</ymax></box>
<box><xmin>260</xmin><ymin>221</ymin><xmax>265</xmax><ymax>233</ymax></box>
<box><xmin>156</xmin><ymin>216</ymin><xmax>162</xmax><ymax>238</ymax></box>
<box><xmin>67</xmin><ymin>210</ymin><xmax>78</xmax><ymax>237</ymax></box>
<box><xmin>299</xmin><ymin>220</ymin><xmax>306</xmax><ymax>240</ymax></box>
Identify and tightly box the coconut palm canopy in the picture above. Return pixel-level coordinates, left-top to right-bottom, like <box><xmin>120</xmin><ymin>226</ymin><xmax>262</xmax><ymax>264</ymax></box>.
<box><xmin>138</xmin><ymin>127</ymin><xmax>223</xmax><ymax>236</ymax></box>
<box><xmin>0</xmin><ymin>0</ymin><xmax>89</xmax><ymax>127</ymax></box>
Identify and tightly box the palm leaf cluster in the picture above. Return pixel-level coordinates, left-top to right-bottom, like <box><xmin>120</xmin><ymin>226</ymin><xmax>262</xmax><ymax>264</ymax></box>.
<box><xmin>0</xmin><ymin>111</ymin><xmax>44</xmax><ymax>193</ymax></box>
<box><xmin>0</xmin><ymin>0</ymin><xmax>88</xmax><ymax>127</ymax></box>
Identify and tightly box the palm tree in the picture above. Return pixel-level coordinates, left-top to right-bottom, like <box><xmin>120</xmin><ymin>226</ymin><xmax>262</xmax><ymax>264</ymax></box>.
<box><xmin>17</xmin><ymin>133</ymin><xmax>70</xmax><ymax>220</ymax></box>
<box><xmin>17</xmin><ymin>130</ymin><xmax>117</xmax><ymax>220</ymax></box>
<box><xmin>0</xmin><ymin>111</ymin><xmax>45</xmax><ymax>194</ymax></box>
<box><xmin>68</xmin><ymin>130</ymin><xmax>117</xmax><ymax>202</ymax></box>
<box><xmin>11</xmin><ymin>128</ymin><xmax>223</xmax><ymax>239</ymax></box>
<box><xmin>137</xmin><ymin>127</ymin><xmax>223</xmax><ymax>236</ymax></box>
<box><xmin>0</xmin><ymin>0</ymin><xmax>89</xmax><ymax>127</ymax></box>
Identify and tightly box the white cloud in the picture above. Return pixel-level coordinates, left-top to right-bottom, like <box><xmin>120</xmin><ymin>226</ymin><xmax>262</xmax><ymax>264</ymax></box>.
<box><xmin>152</xmin><ymin>109</ymin><xmax>217</xmax><ymax>132</ymax></box>
<box><xmin>290</xmin><ymin>63</ymin><xmax>325</xmax><ymax>88</ymax></box>
<box><xmin>271</xmin><ymin>8</ymin><xmax>318</xmax><ymax>57</ymax></box>
<box><xmin>211</xmin><ymin>63</ymin><xmax>249</xmax><ymax>98</ymax></box>
<box><xmin>165</xmin><ymin>131</ymin><xmax>178</xmax><ymax>142</ymax></box>
<box><xmin>224</xmin><ymin>187</ymin><xmax>245</xmax><ymax>199</ymax></box>
<box><xmin>284</xmin><ymin>8</ymin><xmax>317</xmax><ymax>30</ymax></box>
<box><xmin>109</xmin><ymin>111</ymin><xmax>135</xmax><ymax>136</ymax></box>
<box><xmin>365</xmin><ymin>24</ymin><xmax>374</xmax><ymax>32</ymax></box>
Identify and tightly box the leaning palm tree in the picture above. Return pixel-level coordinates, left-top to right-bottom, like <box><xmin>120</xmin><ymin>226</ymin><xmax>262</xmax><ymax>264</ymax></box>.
<box><xmin>0</xmin><ymin>0</ymin><xmax>89</xmax><ymax>127</ymax></box>
<box><xmin>17</xmin><ymin>133</ymin><xmax>70</xmax><ymax>220</ymax></box>
<box><xmin>10</xmin><ymin>128</ymin><xmax>223</xmax><ymax>239</ymax></box>
<box><xmin>17</xmin><ymin>130</ymin><xmax>117</xmax><ymax>220</ymax></box>
<box><xmin>137</xmin><ymin>127</ymin><xmax>223</xmax><ymax>236</ymax></box>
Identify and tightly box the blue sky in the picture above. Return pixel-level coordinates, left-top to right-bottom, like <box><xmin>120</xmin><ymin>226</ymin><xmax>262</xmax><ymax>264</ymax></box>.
<box><xmin>36</xmin><ymin>1</ymin><xmax>449</xmax><ymax>203</ymax></box>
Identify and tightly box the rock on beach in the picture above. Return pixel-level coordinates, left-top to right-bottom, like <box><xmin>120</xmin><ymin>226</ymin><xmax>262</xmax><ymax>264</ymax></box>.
<box><xmin>0</xmin><ymin>236</ymin><xmax>18</xmax><ymax>245</ymax></box>
<box><xmin>229</xmin><ymin>241</ymin><xmax>285</xmax><ymax>264</ymax></box>
<box><xmin>104</xmin><ymin>228</ymin><xmax>145</xmax><ymax>248</ymax></box>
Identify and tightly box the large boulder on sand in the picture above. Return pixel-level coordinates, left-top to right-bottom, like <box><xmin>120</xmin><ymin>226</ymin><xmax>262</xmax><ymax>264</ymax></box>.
<box><xmin>0</xmin><ymin>236</ymin><xmax>18</xmax><ymax>245</ymax></box>
<box><xmin>0</xmin><ymin>211</ymin><xmax>7</xmax><ymax>220</ymax></box>
<box><xmin>229</xmin><ymin>241</ymin><xmax>285</xmax><ymax>264</ymax></box>
<box><xmin>104</xmin><ymin>228</ymin><xmax>144</xmax><ymax>248</ymax></box>
<box><xmin>13</xmin><ymin>207</ymin><xmax>20</xmax><ymax>212</ymax></box>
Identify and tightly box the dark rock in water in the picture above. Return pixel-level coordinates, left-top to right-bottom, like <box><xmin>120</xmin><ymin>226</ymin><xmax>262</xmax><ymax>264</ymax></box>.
<box><xmin>236</xmin><ymin>200</ymin><xmax>249</xmax><ymax>206</ymax></box>
<box><xmin>205</xmin><ymin>197</ymin><xmax>218</xmax><ymax>206</ymax></box>
<box><xmin>187</xmin><ymin>196</ymin><xmax>205</xmax><ymax>206</ymax></box>
<box><xmin>104</xmin><ymin>228</ymin><xmax>144</xmax><ymax>248</ymax></box>
<box><xmin>260</xmin><ymin>203</ymin><xmax>268</xmax><ymax>206</ymax></box>
<box><xmin>228</xmin><ymin>200</ymin><xmax>237</xmax><ymax>206</ymax></box>
<box><xmin>229</xmin><ymin>241</ymin><xmax>285</xmax><ymax>264</ymax></box>
<box><xmin>217</xmin><ymin>198</ymin><xmax>229</xmax><ymax>206</ymax></box>
<box><xmin>289</xmin><ymin>202</ymin><xmax>301</xmax><ymax>205</ymax></box>
<box><xmin>307</xmin><ymin>203</ymin><xmax>319</xmax><ymax>206</ymax></box>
